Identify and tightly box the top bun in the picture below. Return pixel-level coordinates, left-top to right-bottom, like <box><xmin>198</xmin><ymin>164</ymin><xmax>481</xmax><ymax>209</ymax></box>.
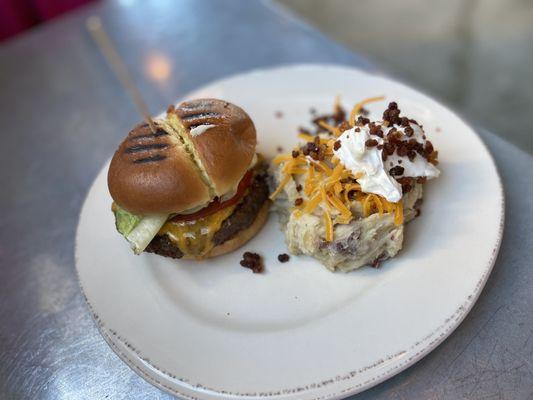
<box><xmin>108</xmin><ymin>99</ymin><xmax>257</xmax><ymax>215</ymax></box>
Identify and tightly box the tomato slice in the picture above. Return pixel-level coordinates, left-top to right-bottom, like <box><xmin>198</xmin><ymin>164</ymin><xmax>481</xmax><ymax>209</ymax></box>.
<box><xmin>171</xmin><ymin>170</ymin><xmax>254</xmax><ymax>222</ymax></box>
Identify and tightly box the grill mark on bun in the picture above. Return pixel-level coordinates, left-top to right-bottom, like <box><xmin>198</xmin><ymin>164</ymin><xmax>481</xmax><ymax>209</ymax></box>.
<box><xmin>178</xmin><ymin>108</ymin><xmax>224</xmax><ymax>141</ymax></box>
<box><xmin>179</xmin><ymin>100</ymin><xmax>216</xmax><ymax>111</ymax></box>
<box><xmin>180</xmin><ymin>112</ymin><xmax>222</xmax><ymax>122</ymax></box>
<box><xmin>188</xmin><ymin>123</ymin><xmax>215</xmax><ymax>130</ymax></box>
<box><xmin>132</xmin><ymin>154</ymin><xmax>167</xmax><ymax>164</ymax></box>
<box><xmin>130</xmin><ymin>128</ymin><xmax>168</xmax><ymax>140</ymax></box>
<box><xmin>125</xmin><ymin>143</ymin><xmax>169</xmax><ymax>153</ymax></box>
<box><xmin>125</xmin><ymin>126</ymin><xmax>172</xmax><ymax>162</ymax></box>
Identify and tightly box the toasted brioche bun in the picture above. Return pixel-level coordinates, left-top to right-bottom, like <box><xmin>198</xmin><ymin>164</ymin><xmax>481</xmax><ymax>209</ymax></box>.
<box><xmin>108</xmin><ymin>99</ymin><xmax>256</xmax><ymax>215</ymax></box>
<box><xmin>182</xmin><ymin>202</ymin><xmax>270</xmax><ymax>260</ymax></box>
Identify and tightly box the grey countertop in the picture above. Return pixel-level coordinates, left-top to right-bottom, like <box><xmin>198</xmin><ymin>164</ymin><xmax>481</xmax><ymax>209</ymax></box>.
<box><xmin>1</xmin><ymin>1</ymin><xmax>532</xmax><ymax>399</ymax></box>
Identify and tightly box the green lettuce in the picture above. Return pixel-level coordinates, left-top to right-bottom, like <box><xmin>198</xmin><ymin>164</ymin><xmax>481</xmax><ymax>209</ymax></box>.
<box><xmin>113</xmin><ymin>205</ymin><xmax>168</xmax><ymax>254</ymax></box>
<box><xmin>114</xmin><ymin>206</ymin><xmax>142</xmax><ymax>236</ymax></box>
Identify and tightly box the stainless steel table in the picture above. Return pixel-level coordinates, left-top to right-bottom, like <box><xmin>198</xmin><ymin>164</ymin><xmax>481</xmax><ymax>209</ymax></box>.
<box><xmin>1</xmin><ymin>1</ymin><xmax>532</xmax><ymax>399</ymax></box>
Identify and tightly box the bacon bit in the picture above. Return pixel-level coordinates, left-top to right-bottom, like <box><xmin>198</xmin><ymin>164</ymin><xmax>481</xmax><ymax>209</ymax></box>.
<box><xmin>428</xmin><ymin>150</ymin><xmax>439</xmax><ymax>165</ymax></box>
<box><xmin>240</xmin><ymin>252</ymin><xmax>263</xmax><ymax>273</ymax></box>
<box><xmin>383</xmin><ymin>102</ymin><xmax>401</xmax><ymax>125</ymax></box>
<box><xmin>424</xmin><ymin>141</ymin><xmax>434</xmax><ymax>158</ymax></box>
<box><xmin>357</xmin><ymin>116</ymin><xmax>370</xmax><ymax>125</ymax></box>
<box><xmin>397</xmin><ymin>144</ymin><xmax>408</xmax><ymax>157</ymax></box>
<box><xmin>369</xmin><ymin>123</ymin><xmax>384</xmax><ymax>137</ymax></box>
<box><xmin>277</xmin><ymin>253</ymin><xmax>290</xmax><ymax>263</ymax></box>
<box><xmin>389</xmin><ymin>166</ymin><xmax>404</xmax><ymax>176</ymax></box>
<box><xmin>338</xmin><ymin>121</ymin><xmax>351</xmax><ymax>132</ymax></box>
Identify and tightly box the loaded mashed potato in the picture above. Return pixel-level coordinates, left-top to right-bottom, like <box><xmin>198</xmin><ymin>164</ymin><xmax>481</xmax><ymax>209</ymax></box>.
<box><xmin>270</xmin><ymin>98</ymin><xmax>440</xmax><ymax>272</ymax></box>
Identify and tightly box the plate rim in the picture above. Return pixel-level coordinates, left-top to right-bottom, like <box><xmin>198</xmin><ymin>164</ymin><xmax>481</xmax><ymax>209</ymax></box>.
<box><xmin>75</xmin><ymin>62</ymin><xmax>505</xmax><ymax>399</ymax></box>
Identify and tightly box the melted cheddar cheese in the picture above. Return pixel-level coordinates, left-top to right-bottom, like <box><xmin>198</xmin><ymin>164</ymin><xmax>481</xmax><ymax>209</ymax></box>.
<box><xmin>158</xmin><ymin>204</ymin><xmax>238</xmax><ymax>259</ymax></box>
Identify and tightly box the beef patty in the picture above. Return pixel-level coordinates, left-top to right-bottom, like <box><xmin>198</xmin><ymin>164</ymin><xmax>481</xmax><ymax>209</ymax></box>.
<box><xmin>145</xmin><ymin>162</ymin><xmax>269</xmax><ymax>259</ymax></box>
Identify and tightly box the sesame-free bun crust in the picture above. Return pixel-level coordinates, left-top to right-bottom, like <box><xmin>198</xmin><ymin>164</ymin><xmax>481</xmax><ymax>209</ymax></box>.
<box><xmin>169</xmin><ymin>98</ymin><xmax>257</xmax><ymax>197</ymax></box>
<box><xmin>182</xmin><ymin>202</ymin><xmax>270</xmax><ymax>260</ymax></box>
<box><xmin>107</xmin><ymin>122</ymin><xmax>211</xmax><ymax>215</ymax></box>
<box><xmin>108</xmin><ymin>99</ymin><xmax>257</xmax><ymax>215</ymax></box>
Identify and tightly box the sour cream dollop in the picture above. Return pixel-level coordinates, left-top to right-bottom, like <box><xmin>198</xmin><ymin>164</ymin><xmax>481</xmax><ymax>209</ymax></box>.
<box><xmin>333</xmin><ymin>123</ymin><xmax>440</xmax><ymax>202</ymax></box>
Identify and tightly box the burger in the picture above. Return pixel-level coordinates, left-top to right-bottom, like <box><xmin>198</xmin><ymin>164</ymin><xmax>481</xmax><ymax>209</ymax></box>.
<box><xmin>108</xmin><ymin>98</ymin><xmax>270</xmax><ymax>260</ymax></box>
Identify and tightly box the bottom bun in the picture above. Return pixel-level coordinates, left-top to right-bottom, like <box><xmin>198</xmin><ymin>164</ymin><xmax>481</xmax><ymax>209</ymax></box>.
<box><xmin>182</xmin><ymin>201</ymin><xmax>271</xmax><ymax>260</ymax></box>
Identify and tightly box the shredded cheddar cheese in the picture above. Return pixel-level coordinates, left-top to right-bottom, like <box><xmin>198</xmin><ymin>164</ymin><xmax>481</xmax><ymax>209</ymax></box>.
<box><xmin>302</xmin><ymin>193</ymin><xmax>322</xmax><ymax>214</ymax></box>
<box><xmin>362</xmin><ymin>194</ymin><xmax>373</xmax><ymax>217</ymax></box>
<box><xmin>374</xmin><ymin>195</ymin><xmax>384</xmax><ymax>215</ymax></box>
<box><xmin>271</xmin><ymin>96</ymin><xmax>406</xmax><ymax>243</ymax></box>
<box><xmin>298</xmin><ymin>132</ymin><xmax>315</xmax><ymax>142</ymax></box>
<box><xmin>349</xmin><ymin>95</ymin><xmax>386</xmax><ymax>126</ymax></box>
<box><xmin>270</xmin><ymin>175</ymin><xmax>290</xmax><ymax>200</ymax></box>
<box><xmin>273</xmin><ymin>154</ymin><xmax>293</xmax><ymax>165</ymax></box>
<box><xmin>333</xmin><ymin>182</ymin><xmax>343</xmax><ymax>198</ymax></box>
<box><xmin>323</xmin><ymin>209</ymin><xmax>333</xmax><ymax>242</ymax></box>
<box><xmin>327</xmin><ymin>194</ymin><xmax>351</xmax><ymax>219</ymax></box>
<box><xmin>318</xmin><ymin>120</ymin><xmax>340</xmax><ymax>136</ymax></box>
<box><xmin>394</xmin><ymin>200</ymin><xmax>404</xmax><ymax>225</ymax></box>
<box><xmin>320</xmin><ymin>185</ymin><xmax>331</xmax><ymax>210</ymax></box>
<box><xmin>310</xmin><ymin>160</ymin><xmax>332</xmax><ymax>176</ymax></box>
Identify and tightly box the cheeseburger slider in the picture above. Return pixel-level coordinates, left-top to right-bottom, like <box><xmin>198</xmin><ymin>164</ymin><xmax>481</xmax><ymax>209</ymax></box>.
<box><xmin>108</xmin><ymin>98</ymin><xmax>270</xmax><ymax>259</ymax></box>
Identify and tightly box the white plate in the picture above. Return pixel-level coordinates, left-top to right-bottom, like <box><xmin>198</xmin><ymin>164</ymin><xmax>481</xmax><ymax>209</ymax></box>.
<box><xmin>76</xmin><ymin>64</ymin><xmax>504</xmax><ymax>399</ymax></box>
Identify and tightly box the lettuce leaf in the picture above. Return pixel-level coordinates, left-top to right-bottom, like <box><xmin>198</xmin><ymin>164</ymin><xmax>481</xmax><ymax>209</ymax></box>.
<box><xmin>126</xmin><ymin>214</ymin><xmax>168</xmax><ymax>255</ymax></box>
<box><xmin>114</xmin><ymin>206</ymin><xmax>142</xmax><ymax>236</ymax></box>
<box><xmin>113</xmin><ymin>205</ymin><xmax>167</xmax><ymax>254</ymax></box>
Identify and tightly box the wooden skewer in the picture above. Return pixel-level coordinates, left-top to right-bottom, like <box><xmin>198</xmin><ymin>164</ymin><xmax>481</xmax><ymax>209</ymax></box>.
<box><xmin>86</xmin><ymin>16</ymin><xmax>156</xmax><ymax>133</ymax></box>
